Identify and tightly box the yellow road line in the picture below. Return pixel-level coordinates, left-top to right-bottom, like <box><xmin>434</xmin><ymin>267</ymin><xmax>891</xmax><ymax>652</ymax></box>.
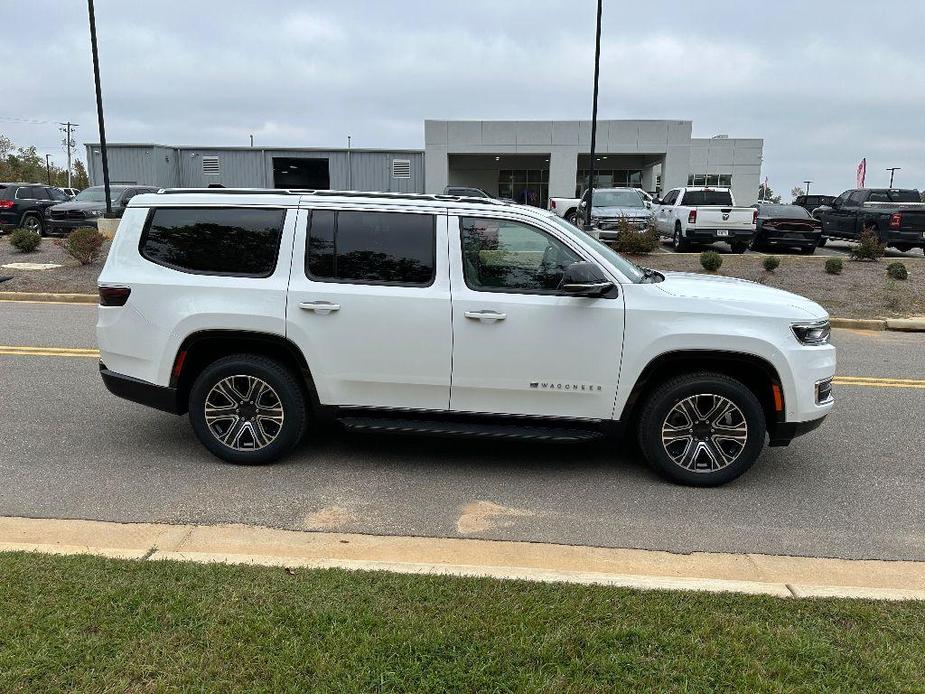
<box><xmin>0</xmin><ymin>345</ymin><xmax>100</xmax><ymax>358</ymax></box>
<box><xmin>833</xmin><ymin>376</ymin><xmax>925</xmax><ymax>389</ymax></box>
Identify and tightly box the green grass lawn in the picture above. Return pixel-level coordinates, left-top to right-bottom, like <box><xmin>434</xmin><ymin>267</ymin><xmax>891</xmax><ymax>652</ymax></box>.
<box><xmin>1</xmin><ymin>552</ymin><xmax>923</xmax><ymax>693</ymax></box>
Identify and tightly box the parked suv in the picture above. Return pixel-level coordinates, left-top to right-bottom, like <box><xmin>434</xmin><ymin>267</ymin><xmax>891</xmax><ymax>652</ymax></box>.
<box><xmin>97</xmin><ymin>189</ymin><xmax>835</xmax><ymax>486</ymax></box>
<box><xmin>0</xmin><ymin>182</ymin><xmax>69</xmax><ymax>235</ymax></box>
<box><xmin>47</xmin><ymin>185</ymin><xmax>159</xmax><ymax>234</ymax></box>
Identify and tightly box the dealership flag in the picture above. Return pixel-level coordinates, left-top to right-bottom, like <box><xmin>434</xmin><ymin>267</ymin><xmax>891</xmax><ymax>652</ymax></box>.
<box><xmin>856</xmin><ymin>158</ymin><xmax>867</xmax><ymax>188</ymax></box>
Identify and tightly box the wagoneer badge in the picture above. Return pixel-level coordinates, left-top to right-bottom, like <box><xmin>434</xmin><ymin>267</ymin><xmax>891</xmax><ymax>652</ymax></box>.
<box><xmin>530</xmin><ymin>382</ymin><xmax>602</xmax><ymax>392</ymax></box>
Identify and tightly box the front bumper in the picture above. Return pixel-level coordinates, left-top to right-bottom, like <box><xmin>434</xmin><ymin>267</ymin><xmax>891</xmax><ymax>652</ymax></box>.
<box><xmin>593</xmin><ymin>218</ymin><xmax>651</xmax><ymax>240</ymax></box>
<box><xmin>759</xmin><ymin>231</ymin><xmax>820</xmax><ymax>248</ymax></box>
<box><xmin>47</xmin><ymin>217</ymin><xmax>99</xmax><ymax>233</ymax></box>
<box><xmin>100</xmin><ymin>364</ymin><xmax>184</xmax><ymax>415</ymax></box>
<box><xmin>768</xmin><ymin>415</ymin><xmax>828</xmax><ymax>447</ymax></box>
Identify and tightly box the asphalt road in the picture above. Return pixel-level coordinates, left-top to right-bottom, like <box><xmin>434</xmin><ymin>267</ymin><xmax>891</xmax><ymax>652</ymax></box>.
<box><xmin>2</xmin><ymin>302</ymin><xmax>924</xmax><ymax>561</ymax></box>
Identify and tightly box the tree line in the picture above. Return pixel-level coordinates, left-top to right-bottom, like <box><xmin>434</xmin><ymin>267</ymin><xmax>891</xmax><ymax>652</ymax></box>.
<box><xmin>1</xmin><ymin>134</ymin><xmax>89</xmax><ymax>189</ymax></box>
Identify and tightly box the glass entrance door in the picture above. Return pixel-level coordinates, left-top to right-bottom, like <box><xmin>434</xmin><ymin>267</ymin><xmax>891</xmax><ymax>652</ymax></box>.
<box><xmin>498</xmin><ymin>169</ymin><xmax>549</xmax><ymax>207</ymax></box>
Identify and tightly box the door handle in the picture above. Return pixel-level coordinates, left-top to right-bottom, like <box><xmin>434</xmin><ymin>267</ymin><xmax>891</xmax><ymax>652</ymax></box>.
<box><xmin>464</xmin><ymin>310</ymin><xmax>506</xmax><ymax>322</ymax></box>
<box><xmin>299</xmin><ymin>301</ymin><xmax>340</xmax><ymax>314</ymax></box>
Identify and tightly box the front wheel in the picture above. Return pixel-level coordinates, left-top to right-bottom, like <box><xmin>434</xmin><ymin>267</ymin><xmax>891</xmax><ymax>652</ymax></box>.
<box><xmin>730</xmin><ymin>241</ymin><xmax>748</xmax><ymax>254</ymax></box>
<box><xmin>637</xmin><ymin>372</ymin><xmax>767</xmax><ymax>486</ymax></box>
<box><xmin>21</xmin><ymin>213</ymin><xmax>45</xmax><ymax>237</ymax></box>
<box><xmin>817</xmin><ymin>236</ymin><xmax>827</xmax><ymax>247</ymax></box>
<box><xmin>673</xmin><ymin>224</ymin><xmax>691</xmax><ymax>251</ymax></box>
<box><xmin>188</xmin><ymin>354</ymin><xmax>307</xmax><ymax>465</ymax></box>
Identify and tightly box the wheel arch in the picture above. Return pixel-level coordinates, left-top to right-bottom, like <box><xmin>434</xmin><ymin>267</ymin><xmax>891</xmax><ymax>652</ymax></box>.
<box><xmin>619</xmin><ymin>349</ymin><xmax>786</xmax><ymax>436</ymax></box>
<box><xmin>169</xmin><ymin>329</ymin><xmax>321</xmax><ymax>415</ymax></box>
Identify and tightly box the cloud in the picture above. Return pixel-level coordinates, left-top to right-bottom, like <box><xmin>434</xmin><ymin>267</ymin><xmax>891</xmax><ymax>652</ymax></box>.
<box><xmin>4</xmin><ymin>0</ymin><xmax>923</xmax><ymax>193</ymax></box>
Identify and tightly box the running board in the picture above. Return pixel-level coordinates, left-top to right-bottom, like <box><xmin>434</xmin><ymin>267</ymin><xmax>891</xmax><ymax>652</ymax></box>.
<box><xmin>338</xmin><ymin>416</ymin><xmax>605</xmax><ymax>443</ymax></box>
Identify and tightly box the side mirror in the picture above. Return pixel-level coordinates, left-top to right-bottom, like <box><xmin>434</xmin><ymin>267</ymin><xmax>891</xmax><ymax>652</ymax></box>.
<box><xmin>645</xmin><ymin>201</ymin><xmax>652</xmax><ymax>209</ymax></box>
<box><xmin>652</xmin><ymin>198</ymin><xmax>662</xmax><ymax>205</ymax></box>
<box><xmin>579</xmin><ymin>200</ymin><xmax>587</xmax><ymax>208</ymax></box>
<box><xmin>559</xmin><ymin>262</ymin><xmax>614</xmax><ymax>297</ymax></box>
<box><xmin>829</xmin><ymin>200</ymin><xmax>840</xmax><ymax>210</ymax></box>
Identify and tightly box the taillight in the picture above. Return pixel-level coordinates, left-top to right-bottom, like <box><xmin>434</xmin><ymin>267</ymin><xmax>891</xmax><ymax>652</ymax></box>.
<box><xmin>549</xmin><ymin>199</ymin><xmax>557</xmax><ymax>209</ymax></box>
<box><xmin>753</xmin><ymin>209</ymin><xmax>759</xmax><ymax>225</ymax></box>
<box><xmin>889</xmin><ymin>213</ymin><xmax>902</xmax><ymax>230</ymax></box>
<box><xmin>688</xmin><ymin>210</ymin><xmax>697</xmax><ymax>224</ymax></box>
<box><xmin>0</xmin><ymin>200</ymin><xmax>14</xmax><ymax>209</ymax></box>
<box><xmin>99</xmin><ymin>286</ymin><xmax>131</xmax><ymax>306</ymax></box>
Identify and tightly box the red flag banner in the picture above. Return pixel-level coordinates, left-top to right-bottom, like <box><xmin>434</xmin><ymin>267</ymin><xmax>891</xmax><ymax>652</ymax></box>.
<box><xmin>856</xmin><ymin>158</ymin><xmax>866</xmax><ymax>188</ymax></box>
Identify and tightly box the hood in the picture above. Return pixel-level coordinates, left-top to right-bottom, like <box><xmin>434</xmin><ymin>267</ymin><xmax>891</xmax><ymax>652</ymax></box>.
<box><xmin>592</xmin><ymin>206</ymin><xmax>651</xmax><ymax>219</ymax></box>
<box><xmin>656</xmin><ymin>271</ymin><xmax>827</xmax><ymax>320</ymax></box>
<box><xmin>49</xmin><ymin>200</ymin><xmax>108</xmax><ymax>212</ymax></box>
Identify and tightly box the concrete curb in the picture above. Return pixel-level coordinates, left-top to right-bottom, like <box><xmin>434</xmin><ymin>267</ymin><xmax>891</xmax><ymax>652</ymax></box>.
<box><xmin>829</xmin><ymin>318</ymin><xmax>887</xmax><ymax>331</ymax></box>
<box><xmin>0</xmin><ymin>291</ymin><xmax>97</xmax><ymax>305</ymax></box>
<box><xmin>1</xmin><ymin>516</ymin><xmax>923</xmax><ymax>601</ymax></box>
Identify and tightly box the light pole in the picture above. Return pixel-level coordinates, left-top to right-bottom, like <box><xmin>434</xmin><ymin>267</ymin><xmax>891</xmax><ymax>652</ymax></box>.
<box><xmin>886</xmin><ymin>167</ymin><xmax>901</xmax><ymax>187</ymax></box>
<box><xmin>45</xmin><ymin>154</ymin><xmax>52</xmax><ymax>185</ymax></box>
<box><xmin>87</xmin><ymin>0</ymin><xmax>112</xmax><ymax>215</ymax></box>
<box><xmin>803</xmin><ymin>180</ymin><xmax>812</xmax><ymax>196</ymax></box>
<box><xmin>584</xmin><ymin>0</ymin><xmax>603</xmax><ymax>230</ymax></box>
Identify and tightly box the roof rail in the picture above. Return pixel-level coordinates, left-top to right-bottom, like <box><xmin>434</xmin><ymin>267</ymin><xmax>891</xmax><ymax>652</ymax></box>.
<box><xmin>153</xmin><ymin>187</ymin><xmax>515</xmax><ymax>206</ymax></box>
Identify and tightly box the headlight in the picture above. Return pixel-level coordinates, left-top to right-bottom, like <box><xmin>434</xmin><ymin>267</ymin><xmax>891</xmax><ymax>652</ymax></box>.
<box><xmin>791</xmin><ymin>320</ymin><xmax>830</xmax><ymax>345</ymax></box>
<box><xmin>88</xmin><ymin>209</ymin><xmax>103</xmax><ymax>217</ymax></box>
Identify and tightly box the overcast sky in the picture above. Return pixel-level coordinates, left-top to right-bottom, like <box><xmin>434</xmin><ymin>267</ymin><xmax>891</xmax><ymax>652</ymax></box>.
<box><xmin>4</xmin><ymin>0</ymin><xmax>923</xmax><ymax>196</ymax></box>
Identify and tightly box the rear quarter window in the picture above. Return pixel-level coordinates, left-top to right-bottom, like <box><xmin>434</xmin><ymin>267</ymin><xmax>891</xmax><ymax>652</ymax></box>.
<box><xmin>139</xmin><ymin>207</ymin><xmax>286</xmax><ymax>277</ymax></box>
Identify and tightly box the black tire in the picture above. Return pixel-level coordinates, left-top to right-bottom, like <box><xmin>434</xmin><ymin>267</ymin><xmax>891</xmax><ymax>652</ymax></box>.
<box><xmin>21</xmin><ymin>213</ymin><xmax>45</xmax><ymax>237</ymax></box>
<box><xmin>566</xmin><ymin>210</ymin><xmax>579</xmax><ymax>226</ymax></box>
<box><xmin>673</xmin><ymin>222</ymin><xmax>690</xmax><ymax>251</ymax></box>
<box><xmin>817</xmin><ymin>236</ymin><xmax>827</xmax><ymax>247</ymax></box>
<box><xmin>636</xmin><ymin>372</ymin><xmax>766</xmax><ymax>486</ymax></box>
<box><xmin>188</xmin><ymin>354</ymin><xmax>307</xmax><ymax>465</ymax></box>
<box><xmin>798</xmin><ymin>244</ymin><xmax>816</xmax><ymax>255</ymax></box>
<box><xmin>730</xmin><ymin>242</ymin><xmax>748</xmax><ymax>254</ymax></box>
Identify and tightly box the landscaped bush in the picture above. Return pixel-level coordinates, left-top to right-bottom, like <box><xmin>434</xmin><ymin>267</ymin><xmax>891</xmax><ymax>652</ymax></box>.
<box><xmin>825</xmin><ymin>257</ymin><xmax>843</xmax><ymax>275</ymax></box>
<box><xmin>700</xmin><ymin>250</ymin><xmax>722</xmax><ymax>272</ymax></box>
<box><xmin>612</xmin><ymin>219</ymin><xmax>659</xmax><ymax>255</ymax></box>
<box><xmin>850</xmin><ymin>229</ymin><xmax>886</xmax><ymax>261</ymax></box>
<box><xmin>55</xmin><ymin>227</ymin><xmax>105</xmax><ymax>265</ymax></box>
<box><xmin>886</xmin><ymin>261</ymin><xmax>908</xmax><ymax>280</ymax></box>
<box><xmin>762</xmin><ymin>255</ymin><xmax>780</xmax><ymax>272</ymax></box>
<box><xmin>9</xmin><ymin>227</ymin><xmax>41</xmax><ymax>252</ymax></box>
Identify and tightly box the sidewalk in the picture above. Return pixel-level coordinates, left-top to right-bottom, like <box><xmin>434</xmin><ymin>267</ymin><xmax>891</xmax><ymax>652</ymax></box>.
<box><xmin>2</xmin><ymin>516</ymin><xmax>923</xmax><ymax>601</ymax></box>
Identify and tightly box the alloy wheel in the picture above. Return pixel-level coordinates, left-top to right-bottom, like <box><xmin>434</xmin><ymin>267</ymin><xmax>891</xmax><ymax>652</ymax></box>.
<box><xmin>660</xmin><ymin>393</ymin><xmax>748</xmax><ymax>472</ymax></box>
<box><xmin>204</xmin><ymin>375</ymin><xmax>285</xmax><ymax>451</ymax></box>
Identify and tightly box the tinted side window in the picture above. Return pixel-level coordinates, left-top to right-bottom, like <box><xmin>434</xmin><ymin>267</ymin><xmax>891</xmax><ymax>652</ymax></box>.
<box><xmin>305</xmin><ymin>210</ymin><xmax>435</xmax><ymax>286</ymax></box>
<box><xmin>47</xmin><ymin>187</ymin><xmax>68</xmax><ymax>201</ymax></box>
<box><xmin>460</xmin><ymin>217</ymin><xmax>581</xmax><ymax>293</ymax></box>
<box><xmin>140</xmin><ymin>207</ymin><xmax>285</xmax><ymax>277</ymax></box>
<box><xmin>848</xmin><ymin>191</ymin><xmax>867</xmax><ymax>206</ymax></box>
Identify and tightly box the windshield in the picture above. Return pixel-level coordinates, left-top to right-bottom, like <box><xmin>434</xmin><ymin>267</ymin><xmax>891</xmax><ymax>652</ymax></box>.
<box><xmin>681</xmin><ymin>190</ymin><xmax>733</xmax><ymax>206</ymax></box>
<box><xmin>591</xmin><ymin>190</ymin><xmax>644</xmax><ymax>208</ymax></box>
<box><xmin>763</xmin><ymin>205</ymin><xmax>812</xmax><ymax>219</ymax></box>
<box><xmin>547</xmin><ymin>214</ymin><xmax>646</xmax><ymax>283</ymax></box>
<box><xmin>74</xmin><ymin>187</ymin><xmax>126</xmax><ymax>202</ymax></box>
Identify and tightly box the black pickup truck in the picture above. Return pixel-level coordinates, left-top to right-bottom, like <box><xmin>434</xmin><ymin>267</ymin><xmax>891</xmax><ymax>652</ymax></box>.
<box><xmin>817</xmin><ymin>188</ymin><xmax>925</xmax><ymax>252</ymax></box>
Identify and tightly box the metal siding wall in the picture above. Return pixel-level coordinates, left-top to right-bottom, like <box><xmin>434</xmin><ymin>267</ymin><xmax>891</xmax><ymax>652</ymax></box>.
<box><xmin>179</xmin><ymin>149</ymin><xmax>266</xmax><ymax>187</ymax></box>
<box><xmin>87</xmin><ymin>146</ymin><xmax>159</xmax><ymax>186</ymax></box>
<box><xmin>348</xmin><ymin>151</ymin><xmax>424</xmax><ymax>193</ymax></box>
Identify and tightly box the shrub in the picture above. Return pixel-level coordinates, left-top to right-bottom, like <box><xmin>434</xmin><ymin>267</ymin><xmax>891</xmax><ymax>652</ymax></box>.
<box><xmin>762</xmin><ymin>255</ymin><xmax>780</xmax><ymax>272</ymax></box>
<box><xmin>9</xmin><ymin>227</ymin><xmax>41</xmax><ymax>252</ymax></box>
<box><xmin>611</xmin><ymin>219</ymin><xmax>659</xmax><ymax>255</ymax></box>
<box><xmin>824</xmin><ymin>257</ymin><xmax>843</xmax><ymax>275</ymax></box>
<box><xmin>886</xmin><ymin>261</ymin><xmax>908</xmax><ymax>280</ymax></box>
<box><xmin>55</xmin><ymin>226</ymin><xmax>105</xmax><ymax>265</ymax></box>
<box><xmin>850</xmin><ymin>228</ymin><xmax>885</xmax><ymax>261</ymax></box>
<box><xmin>700</xmin><ymin>250</ymin><xmax>722</xmax><ymax>272</ymax></box>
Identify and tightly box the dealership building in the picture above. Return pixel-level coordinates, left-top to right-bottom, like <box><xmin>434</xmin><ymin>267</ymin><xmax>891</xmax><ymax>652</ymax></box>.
<box><xmin>87</xmin><ymin>119</ymin><xmax>763</xmax><ymax>206</ymax></box>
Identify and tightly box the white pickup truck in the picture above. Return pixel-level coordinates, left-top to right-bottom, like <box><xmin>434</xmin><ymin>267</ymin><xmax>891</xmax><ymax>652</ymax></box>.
<box><xmin>654</xmin><ymin>187</ymin><xmax>757</xmax><ymax>253</ymax></box>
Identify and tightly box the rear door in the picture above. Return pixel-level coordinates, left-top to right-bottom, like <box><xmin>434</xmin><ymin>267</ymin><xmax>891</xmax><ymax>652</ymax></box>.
<box><xmin>286</xmin><ymin>205</ymin><xmax>452</xmax><ymax>410</ymax></box>
<box><xmin>447</xmin><ymin>212</ymin><xmax>624</xmax><ymax>420</ymax></box>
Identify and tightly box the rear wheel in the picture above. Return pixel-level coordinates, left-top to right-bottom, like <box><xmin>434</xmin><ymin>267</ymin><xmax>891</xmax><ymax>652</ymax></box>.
<box><xmin>637</xmin><ymin>372</ymin><xmax>766</xmax><ymax>486</ymax></box>
<box><xmin>799</xmin><ymin>244</ymin><xmax>816</xmax><ymax>255</ymax></box>
<box><xmin>566</xmin><ymin>210</ymin><xmax>580</xmax><ymax>226</ymax></box>
<box><xmin>730</xmin><ymin>241</ymin><xmax>748</xmax><ymax>254</ymax></box>
<box><xmin>817</xmin><ymin>236</ymin><xmax>827</xmax><ymax>247</ymax></box>
<box><xmin>21</xmin><ymin>213</ymin><xmax>44</xmax><ymax>237</ymax></box>
<box><xmin>673</xmin><ymin>223</ymin><xmax>690</xmax><ymax>251</ymax></box>
<box><xmin>188</xmin><ymin>354</ymin><xmax>307</xmax><ymax>465</ymax></box>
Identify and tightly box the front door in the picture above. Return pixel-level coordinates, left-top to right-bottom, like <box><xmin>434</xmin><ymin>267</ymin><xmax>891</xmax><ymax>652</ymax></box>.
<box><xmin>448</xmin><ymin>214</ymin><xmax>624</xmax><ymax>420</ymax></box>
<box><xmin>287</xmin><ymin>206</ymin><xmax>452</xmax><ymax>410</ymax></box>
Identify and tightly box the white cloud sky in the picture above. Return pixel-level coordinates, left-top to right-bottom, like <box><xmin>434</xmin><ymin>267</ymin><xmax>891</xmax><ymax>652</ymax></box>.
<box><xmin>3</xmin><ymin>0</ymin><xmax>923</xmax><ymax>196</ymax></box>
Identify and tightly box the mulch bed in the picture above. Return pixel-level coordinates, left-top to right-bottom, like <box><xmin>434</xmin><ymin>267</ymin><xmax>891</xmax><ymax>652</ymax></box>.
<box><xmin>0</xmin><ymin>235</ymin><xmax>110</xmax><ymax>294</ymax></box>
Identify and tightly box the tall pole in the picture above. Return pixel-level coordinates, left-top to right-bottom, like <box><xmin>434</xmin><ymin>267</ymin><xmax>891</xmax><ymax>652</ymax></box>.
<box><xmin>886</xmin><ymin>167</ymin><xmax>901</xmax><ymax>187</ymax></box>
<box><xmin>87</xmin><ymin>0</ymin><xmax>112</xmax><ymax>215</ymax></box>
<box><xmin>803</xmin><ymin>180</ymin><xmax>812</xmax><ymax>196</ymax></box>
<box><xmin>347</xmin><ymin>135</ymin><xmax>352</xmax><ymax>190</ymax></box>
<box><xmin>45</xmin><ymin>154</ymin><xmax>52</xmax><ymax>185</ymax></box>
<box><xmin>584</xmin><ymin>0</ymin><xmax>603</xmax><ymax>230</ymax></box>
<box><xmin>249</xmin><ymin>133</ymin><xmax>254</xmax><ymax>147</ymax></box>
<box><xmin>66</xmin><ymin>122</ymin><xmax>73</xmax><ymax>187</ymax></box>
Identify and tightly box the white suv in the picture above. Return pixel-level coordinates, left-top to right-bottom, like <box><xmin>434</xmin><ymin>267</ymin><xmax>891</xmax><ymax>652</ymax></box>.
<box><xmin>97</xmin><ymin>189</ymin><xmax>835</xmax><ymax>486</ymax></box>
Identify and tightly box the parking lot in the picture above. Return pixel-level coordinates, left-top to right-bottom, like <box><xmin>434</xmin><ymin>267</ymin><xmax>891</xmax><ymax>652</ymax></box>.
<box><xmin>652</xmin><ymin>236</ymin><xmax>925</xmax><ymax>259</ymax></box>
<box><xmin>2</xmin><ymin>300</ymin><xmax>924</xmax><ymax>562</ymax></box>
